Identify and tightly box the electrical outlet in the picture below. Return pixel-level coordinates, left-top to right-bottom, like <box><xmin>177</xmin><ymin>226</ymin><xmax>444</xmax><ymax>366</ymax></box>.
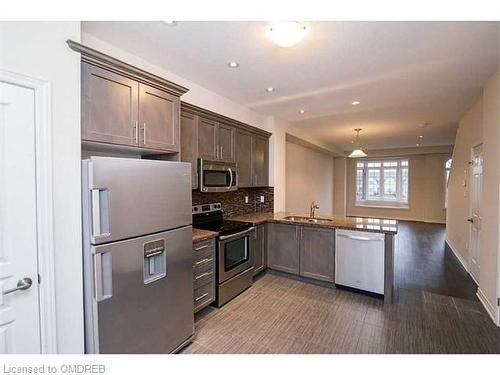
<box><xmin>245</xmin><ymin>196</ymin><xmax>249</xmax><ymax>204</ymax></box>
<box><xmin>260</xmin><ymin>195</ymin><xmax>265</xmax><ymax>203</ymax></box>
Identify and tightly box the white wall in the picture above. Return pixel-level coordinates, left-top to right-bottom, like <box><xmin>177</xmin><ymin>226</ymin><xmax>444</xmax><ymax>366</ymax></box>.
<box><xmin>333</xmin><ymin>158</ymin><xmax>347</xmax><ymax>215</ymax></box>
<box><xmin>285</xmin><ymin>141</ymin><xmax>334</xmax><ymax>215</ymax></box>
<box><xmin>479</xmin><ymin>70</ymin><xmax>500</xmax><ymax>321</ymax></box>
<box><xmin>266</xmin><ymin>116</ymin><xmax>342</xmax><ymax>212</ymax></box>
<box><xmin>446</xmin><ymin>96</ymin><xmax>483</xmax><ymax>264</ymax></box>
<box><xmin>0</xmin><ymin>22</ymin><xmax>84</xmax><ymax>352</ymax></box>
<box><xmin>446</xmin><ymin>68</ymin><xmax>500</xmax><ymax>324</ymax></box>
<box><xmin>336</xmin><ymin>149</ymin><xmax>452</xmax><ymax>223</ymax></box>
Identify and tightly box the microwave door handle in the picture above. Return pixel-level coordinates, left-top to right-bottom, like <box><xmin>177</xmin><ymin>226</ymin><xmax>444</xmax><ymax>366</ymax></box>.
<box><xmin>227</xmin><ymin>167</ymin><xmax>233</xmax><ymax>189</ymax></box>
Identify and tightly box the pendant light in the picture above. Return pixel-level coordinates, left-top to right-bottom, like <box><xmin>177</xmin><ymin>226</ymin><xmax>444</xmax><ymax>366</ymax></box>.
<box><xmin>348</xmin><ymin>128</ymin><xmax>367</xmax><ymax>158</ymax></box>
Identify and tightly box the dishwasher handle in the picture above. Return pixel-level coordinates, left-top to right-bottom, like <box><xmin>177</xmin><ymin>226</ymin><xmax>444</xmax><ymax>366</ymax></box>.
<box><xmin>337</xmin><ymin>233</ymin><xmax>384</xmax><ymax>242</ymax></box>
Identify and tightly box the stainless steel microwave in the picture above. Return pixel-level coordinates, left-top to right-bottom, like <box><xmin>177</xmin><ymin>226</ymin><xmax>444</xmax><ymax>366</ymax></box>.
<box><xmin>198</xmin><ymin>159</ymin><xmax>237</xmax><ymax>192</ymax></box>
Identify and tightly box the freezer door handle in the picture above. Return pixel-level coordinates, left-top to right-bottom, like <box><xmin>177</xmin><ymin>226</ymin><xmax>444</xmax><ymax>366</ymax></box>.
<box><xmin>91</xmin><ymin>188</ymin><xmax>110</xmax><ymax>239</ymax></box>
<box><xmin>94</xmin><ymin>252</ymin><xmax>113</xmax><ymax>302</ymax></box>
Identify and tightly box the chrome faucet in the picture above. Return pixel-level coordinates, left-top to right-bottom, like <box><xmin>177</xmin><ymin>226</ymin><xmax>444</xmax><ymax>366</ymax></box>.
<box><xmin>310</xmin><ymin>201</ymin><xmax>320</xmax><ymax>218</ymax></box>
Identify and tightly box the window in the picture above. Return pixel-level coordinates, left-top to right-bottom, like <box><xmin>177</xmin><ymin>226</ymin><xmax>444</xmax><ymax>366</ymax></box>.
<box><xmin>356</xmin><ymin>159</ymin><xmax>409</xmax><ymax>207</ymax></box>
<box><xmin>444</xmin><ymin>158</ymin><xmax>452</xmax><ymax>209</ymax></box>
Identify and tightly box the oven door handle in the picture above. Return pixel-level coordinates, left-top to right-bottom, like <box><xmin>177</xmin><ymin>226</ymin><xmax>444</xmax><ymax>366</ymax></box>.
<box><xmin>227</xmin><ymin>167</ymin><xmax>233</xmax><ymax>190</ymax></box>
<box><xmin>218</xmin><ymin>226</ymin><xmax>255</xmax><ymax>241</ymax></box>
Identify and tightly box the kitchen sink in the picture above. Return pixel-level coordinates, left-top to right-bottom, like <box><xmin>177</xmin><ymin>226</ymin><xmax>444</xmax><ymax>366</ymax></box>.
<box><xmin>283</xmin><ymin>216</ymin><xmax>333</xmax><ymax>224</ymax></box>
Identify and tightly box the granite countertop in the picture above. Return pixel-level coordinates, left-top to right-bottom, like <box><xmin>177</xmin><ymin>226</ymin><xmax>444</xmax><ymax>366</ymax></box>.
<box><xmin>192</xmin><ymin>228</ymin><xmax>218</xmax><ymax>243</ymax></box>
<box><xmin>229</xmin><ymin>212</ymin><xmax>398</xmax><ymax>234</ymax></box>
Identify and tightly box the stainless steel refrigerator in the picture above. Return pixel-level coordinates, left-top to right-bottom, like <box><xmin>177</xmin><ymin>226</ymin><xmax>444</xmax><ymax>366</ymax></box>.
<box><xmin>82</xmin><ymin>157</ymin><xmax>194</xmax><ymax>354</ymax></box>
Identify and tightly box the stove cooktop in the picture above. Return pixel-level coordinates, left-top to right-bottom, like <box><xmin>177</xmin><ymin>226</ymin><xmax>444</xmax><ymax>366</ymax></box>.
<box><xmin>192</xmin><ymin>203</ymin><xmax>252</xmax><ymax>237</ymax></box>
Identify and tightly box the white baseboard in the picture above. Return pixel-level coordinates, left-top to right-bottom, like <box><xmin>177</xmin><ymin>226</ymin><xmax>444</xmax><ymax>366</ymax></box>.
<box><xmin>445</xmin><ymin>237</ymin><xmax>470</xmax><ymax>274</ymax></box>
<box><xmin>476</xmin><ymin>288</ymin><xmax>498</xmax><ymax>326</ymax></box>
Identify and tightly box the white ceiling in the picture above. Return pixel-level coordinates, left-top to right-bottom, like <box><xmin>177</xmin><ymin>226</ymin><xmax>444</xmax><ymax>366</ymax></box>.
<box><xmin>82</xmin><ymin>21</ymin><xmax>499</xmax><ymax>151</ymax></box>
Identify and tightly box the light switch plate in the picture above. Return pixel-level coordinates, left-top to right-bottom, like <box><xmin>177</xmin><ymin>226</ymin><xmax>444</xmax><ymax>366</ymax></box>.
<box><xmin>245</xmin><ymin>196</ymin><xmax>249</xmax><ymax>204</ymax></box>
<box><xmin>260</xmin><ymin>195</ymin><xmax>265</xmax><ymax>203</ymax></box>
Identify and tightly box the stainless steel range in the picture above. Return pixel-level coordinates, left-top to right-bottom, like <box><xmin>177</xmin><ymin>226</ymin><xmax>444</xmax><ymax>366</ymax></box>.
<box><xmin>192</xmin><ymin>203</ymin><xmax>254</xmax><ymax>306</ymax></box>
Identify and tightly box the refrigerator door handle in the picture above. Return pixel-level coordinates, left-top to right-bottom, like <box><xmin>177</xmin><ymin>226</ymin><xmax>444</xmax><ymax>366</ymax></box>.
<box><xmin>94</xmin><ymin>252</ymin><xmax>113</xmax><ymax>302</ymax></box>
<box><xmin>91</xmin><ymin>188</ymin><xmax>110</xmax><ymax>239</ymax></box>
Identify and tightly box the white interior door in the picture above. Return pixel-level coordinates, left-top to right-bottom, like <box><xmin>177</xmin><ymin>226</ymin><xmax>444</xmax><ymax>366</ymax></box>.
<box><xmin>0</xmin><ymin>81</ymin><xmax>41</xmax><ymax>353</ymax></box>
<box><xmin>469</xmin><ymin>144</ymin><xmax>483</xmax><ymax>283</ymax></box>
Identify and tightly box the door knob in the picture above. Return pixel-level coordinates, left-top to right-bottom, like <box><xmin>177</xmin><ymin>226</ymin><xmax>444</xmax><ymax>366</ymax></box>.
<box><xmin>2</xmin><ymin>277</ymin><xmax>33</xmax><ymax>295</ymax></box>
<box><xmin>467</xmin><ymin>218</ymin><xmax>474</xmax><ymax>223</ymax></box>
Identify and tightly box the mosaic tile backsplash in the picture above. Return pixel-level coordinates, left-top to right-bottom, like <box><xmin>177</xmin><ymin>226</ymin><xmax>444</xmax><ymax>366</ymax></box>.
<box><xmin>192</xmin><ymin>187</ymin><xmax>274</xmax><ymax>218</ymax></box>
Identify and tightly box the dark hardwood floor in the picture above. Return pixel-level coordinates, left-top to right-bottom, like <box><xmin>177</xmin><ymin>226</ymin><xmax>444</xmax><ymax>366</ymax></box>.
<box><xmin>181</xmin><ymin>221</ymin><xmax>500</xmax><ymax>354</ymax></box>
<box><xmin>395</xmin><ymin>221</ymin><xmax>478</xmax><ymax>300</ymax></box>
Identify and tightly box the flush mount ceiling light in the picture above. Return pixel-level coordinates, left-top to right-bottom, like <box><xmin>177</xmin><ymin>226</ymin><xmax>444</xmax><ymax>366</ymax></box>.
<box><xmin>351</xmin><ymin>101</ymin><xmax>361</xmax><ymax>106</ymax></box>
<box><xmin>419</xmin><ymin>135</ymin><xmax>424</xmax><ymax>139</ymax></box>
<box><xmin>348</xmin><ymin>129</ymin><xmax>367</xmax><ymax>158</ymax></box>
<box><xmin>300</xmin><ymin>109</ymin><xmax>305</xmax><ymax>114</ymax></box>
<box><xmin>265</xmin><ymin>87</ymin><xmax>275</xmax><ymax>93</ymax></box>
<box><xmin>227</xmin><ymin>61</ymin><xmax>239</xmax><ymax>68</ymax></box>
<box><xmin>267</xmin><ymin>21</ymin><xmax>307</xmax><ymax>48</ymax></box>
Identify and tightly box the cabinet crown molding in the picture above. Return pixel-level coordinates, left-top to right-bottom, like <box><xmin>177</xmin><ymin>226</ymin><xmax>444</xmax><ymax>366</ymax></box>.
<box><xmin>181</xmin><ymin>101</ymin><xmax>272</xmax><ymax>138</ymax></box>
<box><xmin>67</xmin><ymin>40</ymin><xmax>189</xmax><ymax>97</ymax></box>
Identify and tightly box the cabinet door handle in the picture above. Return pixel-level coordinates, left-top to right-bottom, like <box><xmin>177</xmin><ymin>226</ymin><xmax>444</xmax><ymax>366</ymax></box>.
<box><xmin>220</xmin><ymin>146</ymin><xmax>223</xmax><ymax>159</ymax></box>
<box><xmin>195</xmin><ymin>292</ymin><xmax>209</xmax><ymax>302</ymax></box>
<box><xmin>194</xmin><ymin>244</ymin><xmax>208</xmax><ymax>251</ymax></box>
<box><xmin>133</xmin><ymin>121</ymin><xmax>139</xmax><ymax>144</ymax></box>
<box><xmin>195</xmin><ymin>257</ymin><xmax>213</xmax><ymax>266</ymax></box>
<box><xmin>195</xmin><ymin>271</ymin><xmax>213</xmax><ymax>280</ymax></box>
<box><xmin>142</xmin><ymin>123</ymin><xmax>146</xmax><ymax>145</ymax></box>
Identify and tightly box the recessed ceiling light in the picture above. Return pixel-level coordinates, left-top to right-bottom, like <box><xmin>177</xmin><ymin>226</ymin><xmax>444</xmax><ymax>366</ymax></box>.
<box><xmin>267</xmin><ymin>21</ymin><xmax>307</xmax><ymax>48</ymax></box>
<box><xmin>419</xmin><ymin>135</ymin><xmax>424</xmax><ymax>139</ymax></box>
<box><xmin>300</xmin><ymin>109</ymin><xmax>305</xmax><ymax>114</ymax></box>
<box><xmin>163</xmin><ymin>21</ymin><xmax>177</xmax><ymax>26</ymax></box>
<box><xmin>352</xmin><ymin>101</ymin><xmax>360</xmax><ymax>106</ymax></box>
<box><xmin>266</xmin><ymin>87</ymin><xmax>274</xmax><ymax>93</ymax></box>
<box><xmin>227</xmin><ymin>61</ymin><xmax>239</xmax><ymax>68</ymax></box>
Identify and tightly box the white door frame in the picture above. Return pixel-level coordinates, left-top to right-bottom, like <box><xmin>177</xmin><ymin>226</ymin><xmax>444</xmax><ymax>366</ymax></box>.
<box><xmin>0</xmin><ymin>69</ymin><xmax>57</xmax><ymax>353</ymax></box>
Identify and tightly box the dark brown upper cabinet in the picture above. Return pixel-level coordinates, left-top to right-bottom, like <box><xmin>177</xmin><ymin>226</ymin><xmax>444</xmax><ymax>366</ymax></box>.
<box><xmin>235</xmin><ymin>129</ymin><xmax>269</xmax><ymax>188</ymax></box>
<box><xmin>70</xmin><ymin>40</ymin><xmax>188</xmax><ymax>154</ymax></box>
<box><xmin>180</xmin><ymin>111</ymin><xmax>199</xmax><ymax>189</ymax></box>
<box><xmin>197</xmin><ymin>119</ymin><xmax>235</xmax><ymax>162</ymax></box>
<box><xmin>180</xmin><ymin>103</ymin><xmax>271</xmax><ymax>189</ymax></box>
<box><xmin>138</xmin><ymin>83</ymin><xmax>180</xmax><ymax>152</ymax></box>
<box><xmin>235</xmin><ymin>130</ymin><xmax>253</xmax><ymax>187</ymax></box>
<box><xmin>252</xmin><ymin>135</ymin><xmax>269</xmax><ymax>187</ymax></box>
<box><xmin>82</xmin><ymin>63</ymin><xmax>139</xmax><ymax>147</ymax></box>
<box><xmin>217</xmin><ymin>123</ymin><xmax>235</xmax><ymax>162</ymax></box>
<box><xmin>197</xmin><ymin>117</ymin><xmax>218</xmax><ymax>160</ymax></box>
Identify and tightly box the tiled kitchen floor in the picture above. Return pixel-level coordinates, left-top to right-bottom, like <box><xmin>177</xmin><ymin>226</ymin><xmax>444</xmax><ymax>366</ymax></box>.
<box><xmin>181</xmin><ymin>222</ymin><xmax>500</xmax><ymax>354</ymax></box>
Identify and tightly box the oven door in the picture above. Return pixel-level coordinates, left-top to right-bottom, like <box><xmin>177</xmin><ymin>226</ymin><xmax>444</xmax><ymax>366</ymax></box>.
<box><xmin>199</xmin><ymin>159</ymin><xmax>237</xmax><ymax>193</ymax></box>
<box><xmin>217</xmin><ymin>227</ymin><xmax>255</xmax><ymax>283</ymax></box>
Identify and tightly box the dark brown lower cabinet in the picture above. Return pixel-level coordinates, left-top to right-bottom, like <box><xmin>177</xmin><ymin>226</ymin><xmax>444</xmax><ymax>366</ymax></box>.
<box><xmin>193</xmin><ymin>239</ymin><xmax>216</xmax><ymax>313</ymax></box>
<box><xmin>267</xmin><ymin>223</ymin><xmax>300</xmax><ymax>275</ymax></box>
<box><xmin>252</xmin><ymin>224</ymin><xmax>267</xmax><ymax>276</ymax></box>
<box><xmin>299</xmin><ymin>226</ymin><xmax>335</xmax><ymax>282</ymax></box>
<box><xmin>267</xmin><ymin>223</ymin><xmax>335</xmax><ymax>283</ymax></box>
